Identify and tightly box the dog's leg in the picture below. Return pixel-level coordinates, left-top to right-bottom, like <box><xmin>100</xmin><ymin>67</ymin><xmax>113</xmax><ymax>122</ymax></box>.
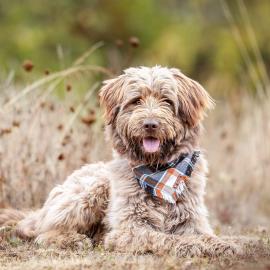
<box><xmin>172</xmin><ymin>219</ymin><xmax>242</xmax><ymax>257</ymax></box>
<box><xmin>15</xmin><ymin>164</ymin><xmax>110</xmax><ymax>246</ymax></box>
<box><xmin>187</xmin><ymin>217</ymin><xmax>242</xmax><ymax>256</ymax></box>
<box><xmin>104</xmin><ymin>227</ymin><xmax>240</xmax><ymax>257</ymax></box>
<box><xmin>196</xmin><ymin>234</ymin><xmax>241</xmax><ymax>256</ymax></box>
<box><xmin>34</xmin><ymin>230</ymin><xmax>93</xmax><ymax>250</ymax></box>
<box><xmin>0</xmin><ymin>209</ymin><xmax>28</xmax><ymax>227</ymax></box>
<box><xmin>104</xmin><ymin>228</ymin><xmax>205</xmax><ymax>257</ymax></box>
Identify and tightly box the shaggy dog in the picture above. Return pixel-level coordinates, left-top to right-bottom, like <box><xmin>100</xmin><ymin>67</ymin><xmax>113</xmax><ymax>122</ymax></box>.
<box><xmin>0</xmin><ymin>66</ymin><xmax>239</xmax><ymax>256</ymax></box>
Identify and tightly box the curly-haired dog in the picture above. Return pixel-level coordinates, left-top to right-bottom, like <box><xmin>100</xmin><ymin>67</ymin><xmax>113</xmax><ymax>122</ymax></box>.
<box><xmin>0</xmin><ymin>66</ymin><xmax>239</xmax><ymax>256</ymax></box>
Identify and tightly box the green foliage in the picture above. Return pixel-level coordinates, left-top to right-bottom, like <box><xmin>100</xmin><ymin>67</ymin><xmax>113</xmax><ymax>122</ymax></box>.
<box><xmin>0</xmin><ymin>0</ymin><xmax>269</xmax><ymax>95</ymax></box>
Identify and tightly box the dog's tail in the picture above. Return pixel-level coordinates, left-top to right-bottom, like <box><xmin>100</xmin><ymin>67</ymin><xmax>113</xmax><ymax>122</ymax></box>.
<box><xmin>0</xmin><ymin>208</ymin><xmax>27</xmax><ymax>226</ymax></box>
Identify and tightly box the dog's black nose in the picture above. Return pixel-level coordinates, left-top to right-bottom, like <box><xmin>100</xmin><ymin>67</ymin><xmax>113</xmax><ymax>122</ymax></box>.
<box><xmin>143</xmin><ymin>119</ymin><xmax>159</xmax><ymax>131</ymax></box>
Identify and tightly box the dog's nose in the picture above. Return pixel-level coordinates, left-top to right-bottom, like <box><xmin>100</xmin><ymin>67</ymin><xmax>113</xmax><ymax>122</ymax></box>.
<box><xmin>143</xmin><ymin>119</ymin><xmax>159</xmax><ymax>132</ymax></box>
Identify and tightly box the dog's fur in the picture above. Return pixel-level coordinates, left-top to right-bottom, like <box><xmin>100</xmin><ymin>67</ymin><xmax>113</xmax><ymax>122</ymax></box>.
<box><xmin>0</xmin><ymin>66</ymin><xmax>239</xmax><ymax>256</ymax></box>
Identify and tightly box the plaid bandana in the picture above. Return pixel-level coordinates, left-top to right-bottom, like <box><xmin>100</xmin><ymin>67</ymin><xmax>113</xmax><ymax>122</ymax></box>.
<box><xmin>133</xmin><ymin>151</ymin><xmax>200</xmax><ymax>204</ymax></box>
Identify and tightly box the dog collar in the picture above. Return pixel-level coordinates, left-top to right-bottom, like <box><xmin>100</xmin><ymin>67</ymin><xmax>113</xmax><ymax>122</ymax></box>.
<box><xmin>132</xmin><ymin>151</ymin><xmax>200</xmax><ymax>204</ymax></box>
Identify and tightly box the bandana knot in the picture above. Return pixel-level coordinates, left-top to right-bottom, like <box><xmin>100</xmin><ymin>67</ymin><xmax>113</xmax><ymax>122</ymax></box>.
<box><xmin>132</xmin><ymin>151</ymin><xmax>200</xmax><ymax>204</ymax></box>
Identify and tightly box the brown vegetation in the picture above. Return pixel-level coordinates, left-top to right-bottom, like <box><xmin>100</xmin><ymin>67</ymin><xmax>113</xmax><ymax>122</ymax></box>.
<box><xmin>0</xmin><ymin>81</ymin><xmax>269</xmax><ymax>268</ymax></box>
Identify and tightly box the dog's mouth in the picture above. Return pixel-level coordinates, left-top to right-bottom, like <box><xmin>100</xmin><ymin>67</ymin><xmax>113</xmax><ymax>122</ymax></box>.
<box><xmin>142</xmin><ymin>137</ymin><xmax>160</xmax><ymax>153</ymax></box>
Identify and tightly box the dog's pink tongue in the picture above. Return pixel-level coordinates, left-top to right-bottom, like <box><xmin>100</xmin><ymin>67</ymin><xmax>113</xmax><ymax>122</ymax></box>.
<box><xmin>143</xmin><ymin>138</ymin><xmax>160</xmax><ymax>153</ymax></box>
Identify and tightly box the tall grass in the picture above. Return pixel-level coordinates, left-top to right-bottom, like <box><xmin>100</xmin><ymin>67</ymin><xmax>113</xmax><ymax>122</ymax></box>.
<box><xmin>203</xmin><ymin>95</ymin><xmax>270</xmax><ymax>230</ymax></box>
<box><xmin>0</xmin><ymin>44</ymin><xmax>113</xmax><ymax>208</ymax></box>
<box><xmin>220</xmin><ymin>0</ymin><xmax>270</xmax><ymax>97</ymax></box>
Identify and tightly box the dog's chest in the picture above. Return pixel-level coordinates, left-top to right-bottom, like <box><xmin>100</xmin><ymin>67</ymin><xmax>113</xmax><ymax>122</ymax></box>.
<box><xmin>144</xmin><ymin>196</ymin><xmax>190</xmax><ymax>233</ymax></box>
<box><xmin>110</xmin><ymin>170</ymin><xmax>189</xmax><ymax>233</ymax></box>
<box><xmin>109</xmin><ymin>160</ymin><xmax>191</xmax><ymax>234</ymax></box>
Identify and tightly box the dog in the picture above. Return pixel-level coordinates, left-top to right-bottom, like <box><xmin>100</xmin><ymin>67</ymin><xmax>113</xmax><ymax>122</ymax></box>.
<box><xmin>0</xmin><ymin>66</ymin><xmax>239</xmax><ymax>256</ymax></box>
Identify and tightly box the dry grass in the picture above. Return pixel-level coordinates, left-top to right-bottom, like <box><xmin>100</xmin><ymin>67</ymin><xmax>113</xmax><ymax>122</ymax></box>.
<box><xmin>0</xmin><ymin>80</ymin><xmax>269</xmax><ymax>268</ymax></box>
<box><xmin>204</xmin><ymin>95</ymin><xmax>270</xmax><ymax>230</ymax></box>
<box><xmin>0</xmin><ymin>81</ymin><xmax>111</xmax><ymax>209</ymax></box>
<box><xmin>0</xmin><ymin>227</ymin><xmax>269</xmax><ymax>270</ymax></box>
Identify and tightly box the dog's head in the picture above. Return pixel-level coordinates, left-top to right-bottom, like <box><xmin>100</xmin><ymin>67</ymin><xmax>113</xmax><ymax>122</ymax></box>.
<box><xmin>100</xmin><ymin>66</ymin><xmax>213</xmax><ymax>165</ymax></box>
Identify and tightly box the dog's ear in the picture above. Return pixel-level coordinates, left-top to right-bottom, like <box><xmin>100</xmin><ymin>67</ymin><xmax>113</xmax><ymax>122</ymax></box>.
<box><xmin>170</xmin><ymin>68</ymin><xmax>214</xmax><ymax>127</ymax></box>
<box><xmin>99</xmin><ymin>75</ymin><xmax>126</xmax><ymax>124</ymax></box>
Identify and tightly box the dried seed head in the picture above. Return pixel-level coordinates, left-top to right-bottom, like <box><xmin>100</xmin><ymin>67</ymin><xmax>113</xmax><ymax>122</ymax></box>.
<box><xmin>57</xmin><ymin>124</ymin><xmax>63</xmax><ymax>130</ymax></box>
<box><xmin>81</xmin><ymin>114</ymin><xmax>96</xmax><ymax>125</ymax></box>
<box><xmin>0</xmin><ymin>128</ymin><xmax>12</xmax><ymax>136</ymax></box>
<box><xmin>12</xmin><ymin>120</ymin><xmax>20</xmax><ymax>128</ymax></box>
<box><xmin>66</xmin><ymin>84</ymin><xmax>72</xmax><ymax>92</ymax></box>
<box><xmin>58</xmin><ymin>153</ymin><xmax>65</xmax><ymax>161</ymax></box>
<box><xmin>22</xmin><ymin>60</ymin><xmax>34</xmax><ymax>72</ymax></box>
<box><xmin>129</xmin><ymin>36</ymin><xmax>140</xmax><ymax>48</ymax></box>
<box><xmin>49</xmin><ymin>104</ymin><xmax>55</xmax><ymax>111</ymax></box>
<box><xmin>44</xmin><ymin>69</ymin><xmax>50</xmax><ymax>75</ymax></box>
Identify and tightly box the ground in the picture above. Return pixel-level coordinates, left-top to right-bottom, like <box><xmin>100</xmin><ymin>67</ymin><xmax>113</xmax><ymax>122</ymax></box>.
<box><xmin>0</xmin><ymin>227</ymin><xmax>269</xmax><ymax>270</ymax></box>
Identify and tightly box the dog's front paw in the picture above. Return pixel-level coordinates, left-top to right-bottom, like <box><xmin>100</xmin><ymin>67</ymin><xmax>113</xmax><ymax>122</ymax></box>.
<box><xmin>174</xmin><ymin>243</ymin><xmax>205</xmax><ymax>257</ymax></box>
<box><xmin>104</xmin><ymin>230</ymin><xmax>132</xmax><ymax>252</ymax></box>
<box><xmin>209</xmin><ymin>240</ymin><xmax>242</xmax><ymax>257</ymax></box>
<box><xmin>35</xmin><ymin>231</ymin><xmax>93</xmax><ymax>250</ymax></box>
<box><xmin>67</xmin><ymin>233</ymin><xmax>93</xmax><ymax>251</ymax></box>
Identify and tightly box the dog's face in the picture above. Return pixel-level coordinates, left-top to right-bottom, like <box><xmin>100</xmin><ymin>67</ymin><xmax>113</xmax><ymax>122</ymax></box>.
<box><xmin>100</xmin><ymin>66</ymin><xmax>213</xmax><ymax>165</ymax></box>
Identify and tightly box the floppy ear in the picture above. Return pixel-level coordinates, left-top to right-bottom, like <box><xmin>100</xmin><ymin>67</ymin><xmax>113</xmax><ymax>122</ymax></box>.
<box><xmin>99</xmin><ymin>75</ymin><xmax>126</xmax><ymax>124</ymax></box>
<box><xmin>170</xmin><ymin>68</ymin><xmax>214</xmax><ymax>127</ymax></box>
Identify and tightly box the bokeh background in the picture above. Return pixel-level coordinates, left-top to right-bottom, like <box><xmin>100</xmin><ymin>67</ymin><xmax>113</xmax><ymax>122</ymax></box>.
<box><xmin>0</xmin><ymin>0</ymin><xmax>269</xmax><ymax>233</ymax></box>
<box><xmin>1</xmin><ymin>0</ymin><xmax>270</xmax><ymax>95</ymax></box>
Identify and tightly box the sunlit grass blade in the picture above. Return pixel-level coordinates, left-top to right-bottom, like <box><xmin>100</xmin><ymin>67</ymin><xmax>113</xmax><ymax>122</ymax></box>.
<box><xmin>220</xmin><ymin>0</ymin><xmax>265</xmax><ymax>97</ymax></box>
<box><xmin>73</xmin><ymin>41</ymin><xmax>105</xmax><ymax>66</ymax></box>
<box><xmin>237</xmin><ymin>0</ymin><xmax>270</xmax><ymax>94</ymax></box>
<box><xmin>3</xmin><ymin>65</ymin><xmax>111</xmax><ymax>109</ymax></box>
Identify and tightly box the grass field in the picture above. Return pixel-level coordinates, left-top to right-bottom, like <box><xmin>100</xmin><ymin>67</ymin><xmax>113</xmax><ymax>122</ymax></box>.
<box><xmin>0</xmin><ymin>81</ymin><xmax>270</xmax><ymax>269</ymax></box>
<box><xmin>0</xmin><ymin>229</ymin><xmax>269</xmax><ymax>270</ymax></box>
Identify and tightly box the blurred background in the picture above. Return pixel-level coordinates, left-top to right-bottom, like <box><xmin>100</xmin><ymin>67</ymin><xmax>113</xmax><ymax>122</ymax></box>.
<box><xmin>1</xmin><ymin>0</ymin><xmax>270</xmax><ymax>95</ymax></box>
<box><xmin>0</xmin><ymin>0</ymin><xmax>269</xmax><ymax>233</ymax></box>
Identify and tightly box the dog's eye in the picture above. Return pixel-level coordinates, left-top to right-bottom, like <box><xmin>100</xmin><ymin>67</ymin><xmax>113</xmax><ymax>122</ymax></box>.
<box><xmin>131</xmin><ymin>98</ymin><xmax>142</xmax><ymax>106</ymax></box>
<box><xmin>163</xmin><ymin>99</ymin><xmax>174</xmax><ymax>107</ymax></box>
